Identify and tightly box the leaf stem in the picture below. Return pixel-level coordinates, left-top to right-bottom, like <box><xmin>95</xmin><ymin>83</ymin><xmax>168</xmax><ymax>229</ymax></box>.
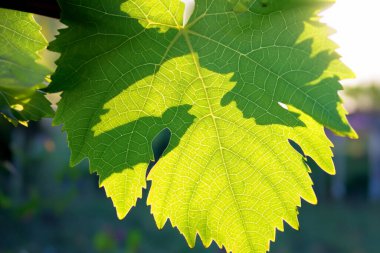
<box><xmin>0</xmin><ymin>0</ymin><xmax>60</xmax><ymax>19</ymax></box>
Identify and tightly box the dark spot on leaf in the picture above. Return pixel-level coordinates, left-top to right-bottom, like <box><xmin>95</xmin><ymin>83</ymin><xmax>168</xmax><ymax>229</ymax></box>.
<box><xmin>152</xmin><ymin>128</ymin><xmax>171</xmax><ymax>161</ymax></box>
<box><xmin>147</xmin><ymin>128</ymin><xmax>171</xmax><ymax>175</ymax></box>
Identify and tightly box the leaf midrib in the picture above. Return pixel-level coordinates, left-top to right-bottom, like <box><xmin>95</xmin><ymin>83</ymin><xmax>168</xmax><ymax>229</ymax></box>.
<box><xmin>182</xmin><ymin>30</ymin><xmax>255</xmax><ymax>252</ymax></box>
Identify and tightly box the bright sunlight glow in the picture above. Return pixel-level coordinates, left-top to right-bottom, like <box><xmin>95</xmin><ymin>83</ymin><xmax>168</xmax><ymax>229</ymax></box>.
<box><xmin>181</xmin><ymin>0</ymin><xmax>195</xmax><ymax>26</ymax></box>
<box><xmin>322</xmin><ymin>0</ymin><xmax>380</xmax><ymax>86</ymax></box>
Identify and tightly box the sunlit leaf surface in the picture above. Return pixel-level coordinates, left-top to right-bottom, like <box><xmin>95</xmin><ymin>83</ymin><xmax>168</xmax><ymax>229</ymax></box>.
<box><xmin>50</xmin><ymin>0</ymin><xmax>356</xmax><ymax>252</ymax></box>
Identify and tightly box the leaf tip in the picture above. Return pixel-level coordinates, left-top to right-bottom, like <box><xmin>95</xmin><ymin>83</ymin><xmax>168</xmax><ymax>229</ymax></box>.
<box><xmin>116</xmin><ymin>209</ymin><xmax>128</xmax><ymax>220</ymax></box>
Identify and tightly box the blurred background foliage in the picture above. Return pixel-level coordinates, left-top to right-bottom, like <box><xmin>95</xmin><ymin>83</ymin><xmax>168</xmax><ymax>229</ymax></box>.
<box><xmin>1</xmin><ymin>13</ymin><xmax>380</xmax><ymax>253</ymax></box>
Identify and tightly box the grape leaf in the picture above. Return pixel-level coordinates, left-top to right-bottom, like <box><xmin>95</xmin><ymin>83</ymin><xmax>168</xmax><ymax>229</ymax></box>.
<box><xmin>0</xmin><ymin>8</ymin><xmax>53</xmax><ymax>125</ymax></box>
<box><xmin>50</xmin><ymin>0</ymin><xmax>357</xmax><ymax>252</ymax></box>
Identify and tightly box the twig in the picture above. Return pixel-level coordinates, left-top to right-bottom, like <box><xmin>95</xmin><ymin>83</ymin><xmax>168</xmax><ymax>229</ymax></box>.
<box><xmin>0</xmin><ymin>0</ymin><xmax>60</xmax><ymax>19</ymax></box>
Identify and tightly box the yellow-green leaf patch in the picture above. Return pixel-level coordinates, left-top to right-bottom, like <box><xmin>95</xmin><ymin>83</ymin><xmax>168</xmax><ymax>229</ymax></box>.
<box><xmin>50</xmin><ymin>0</ymin><xmax>356</xmax><ymax>252</ymax></box>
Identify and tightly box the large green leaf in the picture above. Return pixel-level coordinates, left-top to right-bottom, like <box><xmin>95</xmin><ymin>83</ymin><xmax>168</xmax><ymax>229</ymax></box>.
<box><xmin>50</xmin><ymin>0</ymin><xmax>356</xmax><ymax>252</ymax></box>
<box><xmin>0</xmin><ymin>8</ymin><xmax>53</xmax><ymax>125</ymax></box>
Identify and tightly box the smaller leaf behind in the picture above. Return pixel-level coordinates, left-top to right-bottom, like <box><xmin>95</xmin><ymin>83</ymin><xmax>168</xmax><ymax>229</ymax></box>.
<box><xmin>0</xmin><ymin>8</ymin><xmax>53</xmax><ymax>125</ymax></box>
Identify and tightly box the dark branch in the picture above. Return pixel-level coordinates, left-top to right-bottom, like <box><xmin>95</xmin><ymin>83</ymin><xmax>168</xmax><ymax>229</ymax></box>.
<box><xmin>0</xmin><ymin>0</ymin><xmax>60</xmax><ymax>19</ymax></box>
